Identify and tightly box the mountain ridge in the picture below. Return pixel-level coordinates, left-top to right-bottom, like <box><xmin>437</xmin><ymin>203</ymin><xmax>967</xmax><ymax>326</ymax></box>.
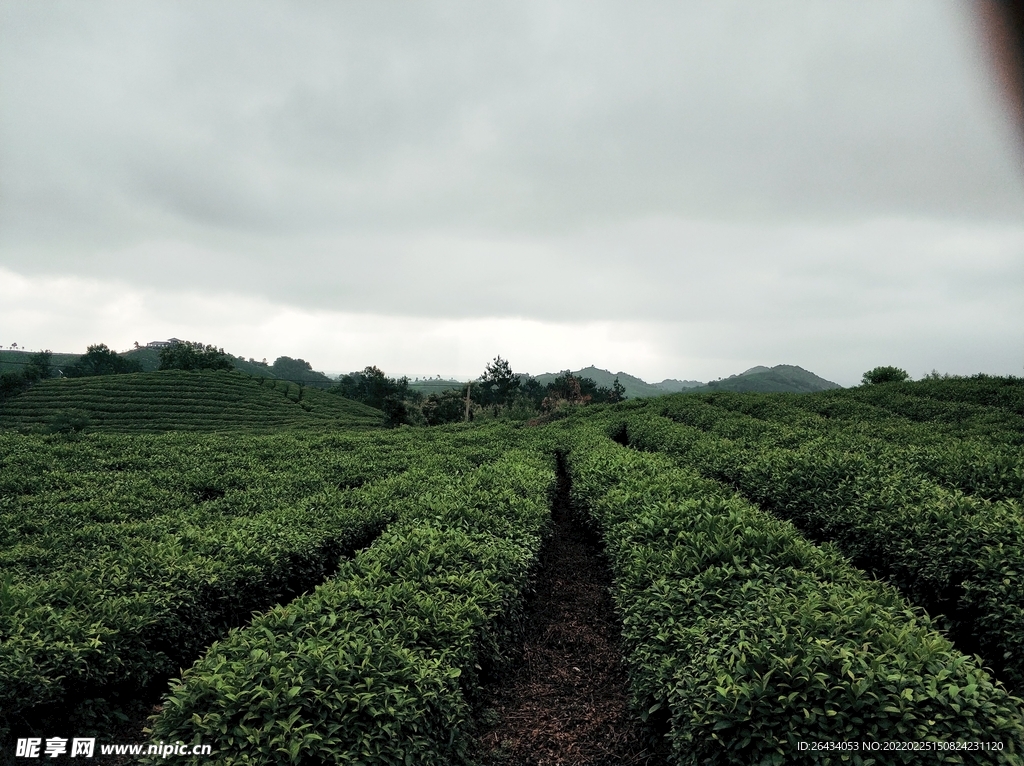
<box><xmin>530</xmin><ymin>364</ymin><xmax>840</xmax><ymax>397</ymax></box>
<box><xmin>3</xmin><ymin>348</ymin><xmax>842</xmax><ymax>398</ymax></box>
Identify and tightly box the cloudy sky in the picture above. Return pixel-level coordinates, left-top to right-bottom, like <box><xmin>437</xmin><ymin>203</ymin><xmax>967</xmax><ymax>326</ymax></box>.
<box><xmin>2</xmin><ymin>1</ymin><xmax>1022</xmax><ymax>385</ymax></box>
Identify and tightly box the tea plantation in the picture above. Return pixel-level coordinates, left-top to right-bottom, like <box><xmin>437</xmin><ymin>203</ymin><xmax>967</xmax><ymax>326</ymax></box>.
<box><xmin>0</xmin><ymin>370</ymin><xmax>383</xmax><ymax>433</ymax></box>
<box><xmin>2</xmin><ymin>375</ymin><xmax>1024</xmax><ymax>763</ymax></box>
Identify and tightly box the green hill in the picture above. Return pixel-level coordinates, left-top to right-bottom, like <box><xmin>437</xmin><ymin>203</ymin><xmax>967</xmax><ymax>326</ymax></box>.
<box><xmin>690</xmin><ymin>364</ymin><xmax>841</xmax><ymax>394</ymax></box>
<box><xmin>0</xmin><ymin>349</ymin><xmax>81</xmax><ymax>376</ymax></box>
<box><xmin>121</xmin><ymin>347</ymin><xmax>294</xmax><ymax>379</ymax></box>
<box><xmin>0</xmin><ymin>347</ymin><xmax>284</xmax><ymax>379</ymax></box>
<box><xmin>0</xmin><ymin>370</ymin><xmax>384</xmax><ymax>433</ymax></box>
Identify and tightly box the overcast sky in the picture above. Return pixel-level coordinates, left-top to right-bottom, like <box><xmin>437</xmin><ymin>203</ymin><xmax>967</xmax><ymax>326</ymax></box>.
<box><xmin>2</xmin><ymin>1</ymin><xmax>1022</xmax><ymax>385</ymax></box>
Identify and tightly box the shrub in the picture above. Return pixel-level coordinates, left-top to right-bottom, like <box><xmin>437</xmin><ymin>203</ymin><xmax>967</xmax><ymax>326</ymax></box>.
<box><xmin>44</xmin><ymin>409</ymin><xmax>90</xmax><ymax>435</ymax></box>
<box><xmin>862</xmin><ymin>366</ymin><xmax>910</xmax><ymax>385</ymax></box>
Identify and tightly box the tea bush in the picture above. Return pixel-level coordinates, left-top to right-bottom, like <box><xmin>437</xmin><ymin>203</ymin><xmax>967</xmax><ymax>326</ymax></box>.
<box><xmin>564</xmin><ymin>426</ymin><xmax>1024</xmax><ymax>764</ymax></box>
<box><xmin>146</xmin><ymin>449</ymin><xmax>553</xmax><ymax>765</ymax></box>
<box><xmin>621</xmin><ymin>411</ymin><xmax>1024</xmax><ymax>692</ymax></box>
<box><xmin>0</xmin><ymin>425</ymin><xmax>528</xmax><ymax>741</ymax></box>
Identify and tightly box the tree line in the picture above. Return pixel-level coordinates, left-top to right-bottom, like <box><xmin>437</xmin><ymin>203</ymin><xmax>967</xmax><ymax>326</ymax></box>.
<box><xmin>331</xmin><ymin>356</ymin><xmax>627</xmax><ymax>427</ymax></box>
<box><xmin>1</xmin><ymin>346</ymin><xmax>625</xmax><ymax>422</ymax></box>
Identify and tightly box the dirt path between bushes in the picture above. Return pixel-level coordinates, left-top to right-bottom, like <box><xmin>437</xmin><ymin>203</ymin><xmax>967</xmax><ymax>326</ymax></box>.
<box><xmin>472</xmin><ymin>457</ymin><xmax>670</xmax><ymax>766</ymax></box>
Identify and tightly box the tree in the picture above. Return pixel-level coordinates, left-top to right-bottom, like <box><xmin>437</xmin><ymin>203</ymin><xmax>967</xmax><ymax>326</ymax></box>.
<box><xmin>421</xmin><ymin>388</ymin><xmax>467</xmax><ymax>426</ymax></box>
<box><xmin>476</xmin><ymin>356</ymin><xmax>521</xmax><ymax>408</ymax></box>
<box><xmin>331</xmin><ymin>366</ymin><xmax>417</xmax><ymax>415</ymax></box>
<box><xmin>0</xmin><ymin>350</ymin><xmax>54</xmax><ymax>402</ymax></box>
<box><xmin>518</xmin><ymin>377</ymin><xmax>546</xmax><ymax>408</ymax></box>
<box><xmin>861</xmin><ymin>366</ymin><xmax>910</xmax><ymax>385</ymax></box>
<box><xmin>542</xmin><ymin>372</ymin><xmax>592</xmax><ymax>412</ymax></box>
<box><xmin>158</xmin><ymin>341</ymin><xmax>234</xmax><ymax>372</ymax></box>
<box><xmin>272</xmin><ymin>356</ymin><xmax>312</xmax><ymax>375</ymax></box>
<box><xmin>68</xmin><ymin>344</ymin><xmax>143</xmax><ymax>377</ymax></box>
<box><xmin>604</xmin><ymin>377</ymin><xmax>626</xmax><ymax>403</ymax></box>
<box><xmin>380</xmin><ymin>395</ymin><xmax>410</xmax><ymax>428</ymax></box>
<box><xmin>591</xmin><ymin>377</ymin><xmax>627</xmax><ymax>404</ymax></box>
<box><xmin>0</xmin><ymin>372</ymin><xmax>28</xmax><ymax>402</ymax></box>
<box><xmin>23</xmin><ymin>350</ymin><xmax>53</xmax><ymax>383</ymax></box>
<box><xmin>270</xmin><ymin>356</ymin><xmax>333</xmax><ymax>388</ymax></box>
<box><xmin>922</xmin><ymin>369</ymin><xmax>956</xmax><ymax>381</ymax></box>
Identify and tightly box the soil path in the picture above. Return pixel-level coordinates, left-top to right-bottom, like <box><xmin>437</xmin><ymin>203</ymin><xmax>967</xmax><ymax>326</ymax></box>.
<box><xmin>473</xmin><ymin>456</ymin><xmax>669</xmax><ymax>766</ymax></box>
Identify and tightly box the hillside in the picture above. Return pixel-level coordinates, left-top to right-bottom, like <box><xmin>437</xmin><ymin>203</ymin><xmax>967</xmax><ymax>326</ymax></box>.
<box><xmin>120</xmin><ymin>347</ymin><xmax>307</xmax><ymax>380</ymax></box>
<box><xmin>0</xmin><ymin>349</ymin><xmax>81</xmax><ymax>376</ymax></box>
<box><xmin>689</xmin><ymin>364</ymin><xmax>841</xmax><ymax>393</ymax></box>
<box><xmin>0</xmin><ymin>370</ymin><xmax>384</xmax><ymax>432</ymax></box>
<box><xmin>1</xmin><ymin>347</ymin><xmax>284</xmax><ymax>379</ymax></box>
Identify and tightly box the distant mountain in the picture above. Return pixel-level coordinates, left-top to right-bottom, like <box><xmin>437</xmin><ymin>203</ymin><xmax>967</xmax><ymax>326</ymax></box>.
<box><xmin>653</xmin><ymin>378</ymin><xmax>703</xmax><ymax>392</ymax></box>
<box><xmin>529</xmin><ymin>364</ymin><xmax>840</xmax><ymax>398</ymax></box>
<box><xmin>531</xmin><ymin>366</ymin><xmax>667</xmax><ymax>399</ymax></box>
<box><xmin>410</xmin><ymin>368</ymin><xmax>702</xmax><ymax>399</ymax></box>
<box><xmin>5</xmin><ymin>347</ymin><xmax>840</xmax><ymax>400</ymax></box>
<box><xmin>690</xmin><ymin>364</ymin><xmax>841</xmax><ymax>394</ymax></box>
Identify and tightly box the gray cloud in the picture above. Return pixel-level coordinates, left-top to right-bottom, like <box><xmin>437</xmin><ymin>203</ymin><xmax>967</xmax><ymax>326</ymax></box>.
<box><xmin>1</xmin><ymin>0</ymin><xmax>1022</xmax><ymax>378</ymax></box>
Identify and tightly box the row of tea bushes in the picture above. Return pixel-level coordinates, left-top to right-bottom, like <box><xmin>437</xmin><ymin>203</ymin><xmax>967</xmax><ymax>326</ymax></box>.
<box><xmin>844</xmin><ymin>376</ymin><xmax>1024</xmax><ymax>426</ymax></box>
<box><xmin>902</xmin><ymin>442</ymin><xmax>1024</xmax><ymax>504</ymax></box>
<box><xmin>620</xmin><ymin>411</ymin><xmax>1024</xmax><ymax>693</ymax></box>
<box><xmin>650</xmin><ymin>393</ymin><xmax>1024</xmax><ymax>504</ymax></box>
<box><xmin>688</xmin><ymin>378</ymin><xmax>1024</xmax><ymax>445</ymax></box>
<box><xmin>749</xmin><ymin>393</ymin><xmax>1023</xmax><ymax>503</ymax></box>
<box><xmin>563</xmin><ymin>426</ymin><xmax>1024</xmax><ymax>764</ymax></box>
<box><xmin>1</xmin><ymin>489</ymin><xmax>398</xmax><ymax>741</ymax></box>
<box><xmin>0</xmin><ymin>425</ymin><xmax>525</xmax><ymax>741</ymax></box>
<box><xmin>0</xmin><ymin>430</ymin><xmax>420</xmax><ymax>561</ymax></box>
<box><xmin>146</xmin><ymin>449</ymin><xmax>554</xmax><ymax>765</ymax></box>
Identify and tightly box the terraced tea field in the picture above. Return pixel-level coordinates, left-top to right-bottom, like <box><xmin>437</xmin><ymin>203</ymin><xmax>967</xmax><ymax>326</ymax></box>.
<box><xmin>0</xmin><ymin>370</ymin><xmax>383</xmax><ymax>432</ymax></box>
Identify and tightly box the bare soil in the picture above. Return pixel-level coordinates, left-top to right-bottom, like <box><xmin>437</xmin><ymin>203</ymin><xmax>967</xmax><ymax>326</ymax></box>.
<box><xmin>471</xmin><ymin>457</ymin><xmax>670</xmax><ymax>766</ymax></box>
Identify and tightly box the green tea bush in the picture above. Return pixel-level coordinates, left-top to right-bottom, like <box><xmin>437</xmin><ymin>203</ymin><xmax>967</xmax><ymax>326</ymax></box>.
<box><xmin>0</xmin><ymin>425</ymin><xmax>528</xmax><ymax>740</ymax></box>
<box><xmin>0</xmin><ymin>497</ymin><xmax>393</xmax><ymax>740</ymax></box>
<box><xmin>651</xmin><ymin>390</ymin><xmax>1024</xmax><ymax>501</ymax></box>
<box><xmin>146</xmin><ymin>450</ymin><xmax>553</xmax><ymax>765</ymax></box>
<box><xmin>43</xmin><ymin>408</ymin><xmax>91</xmax><ymax>435</ymax></box>
<box><xmin>622</xmin><ymin>411</ymin><xmax>1024</xmax><ymax>692</ymax></box>
<box><xmin>854</xmin><ymin>375</ymin><xmax>1024</xmax><ymax>421</ymax></box>
<box><xmin>564</xmin><ymin>427</ymin><xmax>1024</xmax><ymax>764</ymax></box>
